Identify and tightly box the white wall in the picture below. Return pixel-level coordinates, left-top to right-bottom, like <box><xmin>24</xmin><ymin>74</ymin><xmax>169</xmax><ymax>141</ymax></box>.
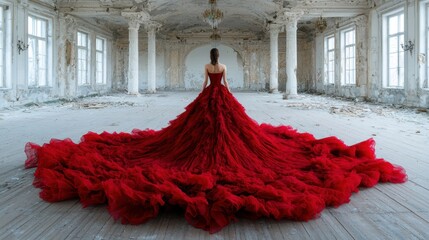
<box><xmin>184</xmin><ymin>44</ymin><xmax>244</xmax><ymax>90</ymax></box>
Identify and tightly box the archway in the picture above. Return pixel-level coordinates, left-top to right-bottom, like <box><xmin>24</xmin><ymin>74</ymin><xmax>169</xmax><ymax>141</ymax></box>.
<box><xmin>184</xmin><ymin>44</ymin><xmax>244</xmax><ymax>90</ymax></box>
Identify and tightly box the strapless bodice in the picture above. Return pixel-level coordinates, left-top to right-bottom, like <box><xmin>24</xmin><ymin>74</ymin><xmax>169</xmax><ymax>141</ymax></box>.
<box><xmin>208</xmin><ymin>72</ymin><xmax>223</xmax><ymax>86</ymax></box>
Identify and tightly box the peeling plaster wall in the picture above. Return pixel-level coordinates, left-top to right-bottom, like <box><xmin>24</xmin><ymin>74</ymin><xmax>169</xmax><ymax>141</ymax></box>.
<box><xmin>367</xmin><ymin>0</ymin><xmax>429</xmax><ymax>107</ymax></box>
<box><xmin>57</xmin><ymin>14</ymin><xmax>115</xmax><ymax>98</ymax></box>
<box><xmin>313</xmin><ymin>15</ymin><xmax>369</xmax><ymax>99</ymax></box>
<box><xmin>184</xmin><ymin>44</ymin><xmax>244</xmax><ymax>90</ymax></box>
<box><xmin>114</xmin><ymin>37</ymin><xmax>269</xmax><ymax>92</ymax></box>
<box><xmin>0</xmin><ymin>0</ymin><xmax>114</xmax><ymax>108</ymax></box>
<box><xmin>297</xmin><ymin>39</ymin><xmax>315</xmax><ymax>92</ymax></box>
<box><xmin>0</xmin><ymin>0</ymin><xmax>59</xmax><ymax>107</ymax></box>
<box><xmin>311</xmin><ymin>1</ymin><xmax>429</xmax><ymax>107</ymax></box>
<box><xmin>2</xmin><ymin>0</ymin><xmax>428</xmax><ymax>108</ymax></box>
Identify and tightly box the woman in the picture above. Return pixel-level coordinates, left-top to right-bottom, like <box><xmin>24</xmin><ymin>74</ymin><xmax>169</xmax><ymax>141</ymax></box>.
<box><xmin>25</xmin><ymin>48</ymin><xmax>406</xmax><ymax>233</ymax></box>
<box><xmin>202</xmin><ymin>48</ymin><xmax>230</xmax><ymax>92</ymax></box>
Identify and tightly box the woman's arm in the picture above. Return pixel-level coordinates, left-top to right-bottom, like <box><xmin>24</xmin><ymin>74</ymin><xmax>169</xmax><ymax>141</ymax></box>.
<box><xmin>202</xmin><ymin>66</ymin><xmax>208</xmax><ymax>91</ymax></box>
<box><xmin>222</xmin><ymin>65</ymin><xmax>230</xmax><ymax>92</ymax></box>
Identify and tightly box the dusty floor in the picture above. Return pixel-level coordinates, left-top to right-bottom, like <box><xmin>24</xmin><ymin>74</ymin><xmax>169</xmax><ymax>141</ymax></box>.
<box><xmin>0</xmin><ymin>92</ymin><xmax>428</xmax><ymax>239</ymax></box>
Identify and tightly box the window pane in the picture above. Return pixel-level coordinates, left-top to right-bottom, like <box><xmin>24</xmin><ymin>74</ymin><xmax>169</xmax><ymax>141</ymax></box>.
<box><xmin>389</xmin><ymin>36</ymin><xmax>398</xmax><ymax>53</ymax></box>
<box><xmin>324</xmin><ymin>36</ymin><xmax>335</xmax><ymax>85</ymax></box>
<box><xmin>343</xmin><ymin>31</ymin><xmax>356</xmax><ymax>85</ymax></box>
<box><xmin>345</xmin><ymin>30</ymin><xmax>355</xmax><ymax>45</ymax></box>
<box><xmin>399</xmin><ymin>34</ymin><xmax>404</xmax><ymax>51</ymax></box>
<box><xmin>399</xmin><ymin>67</ymin><xmax>404</xmax><ymax>87</ymax></box>
<box><xmin>28</xmin><ymin>16</ymin><xmax>33</xmax><ymax>35</ymax></box>
<box><xmin>328</xmin><ymin>51</ymin><xmax>334</xmax><ymax>60</ymax></box>
<box><xmin>40</xmin><ymin>19</ymin><xmax>46</xmax><ymax>37</ymax></box>
<box><xmin>28</xmin><ymin>38</ymin><xmax>36</xmax><ymax>86</ymax></box>
<box><xmin>389</xmin><ymin>15</ymin><xmax>398</xmax><ymax>35</ymax></box>
<box><xmin>96</xmin><ymin>37</ymin><xmax>106</xmax><ymax>84</ymax></box>
<box><xmin>78</xmin><ymin>45</ymin><xmax>88</xmax><ymax>85</ymax></box>
<box><xmin>96</xmin><ymin>38</ymin><xmax>103</xmax><ymax>51</ymax></box>
<box><xmin>427</xmin><ymin>7</ymin><xmax>429</xmax><ymax>88</ymax></box>
<box><xmin>0</xmin><ymin>6</ymin><xmax>3</xmax><ymax>87</ymax></box>
<box><xmin>328</xmin><ymin>37</ymin><xmax>334</xmax><ymax>49</ymax></box>
<box><xmin>385</xmin><ymin>11</ymin><xmax>404</xmax><ymax>88</ymax></box>
<box><xmin>38</xmin><ymin>69</ymin><xmax>46</xmax><ymax>86</ymax></box>
<box><xmin>77</xmin><ymin>32</ymin><xmax>88</xmax><ymax>47</ymax></box>
<box><xmin>399</xmin><ymin>13</ymin><xmax>404</xmax><ymax>33</ymax></box>
<box><xmin>27</xmin><ymin>15</ymin><xmax>51</xmax><ymax>87</ymax></box>
<box><xmin>389</xmin><ymin>69</ymin><xmax>398</xmax><ymax>86</ymax></box>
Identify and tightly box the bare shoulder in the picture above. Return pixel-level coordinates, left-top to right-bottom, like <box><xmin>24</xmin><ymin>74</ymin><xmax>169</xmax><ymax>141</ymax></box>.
<box><xmin>221</xmin><ymin>63</ymin><xmax>227</xmax><ymax>71</ymax></box>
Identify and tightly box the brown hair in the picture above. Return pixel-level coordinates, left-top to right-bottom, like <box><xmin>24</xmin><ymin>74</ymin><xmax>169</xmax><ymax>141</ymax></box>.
<box><xmin>210</xmin><ymin>48</ymin><xmax>219</xmax><ymax>65</ymax></box>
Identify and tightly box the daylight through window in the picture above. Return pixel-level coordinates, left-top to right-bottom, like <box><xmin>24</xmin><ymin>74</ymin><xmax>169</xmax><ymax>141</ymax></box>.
<box><xmin>96</xmin><ymin>37</ymin><xmax>106</xmax><ymax>84</ymax></box>
<box><xmin>28</xmin><ymin>15</ymin><xmax>49</xmax><ymax>87</ymax></box>
<box><xmin>77</xmin><ymin>31</ymin><xmax>89</xmax><ymax>85</ymax></box>
<box><xmin>386</xmin><ymin>12</ymin><xmax>405</xmax><ymax>88</ymax></box>
<box><xmin>325</xmin><ymin>35</ymin><xmax>335</xmax><ymax>84</ymax></box>
<box><xmin>342</xmin><ymin>28</ymin><xmax>356</xmax><ymax>85</ymax></box>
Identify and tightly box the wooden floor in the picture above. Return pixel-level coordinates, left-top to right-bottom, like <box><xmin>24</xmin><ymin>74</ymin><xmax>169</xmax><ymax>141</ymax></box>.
<box><xmin>1</xmin><ymin>92</ymin><xmax>428</xmax><ymax>240</ymax></box>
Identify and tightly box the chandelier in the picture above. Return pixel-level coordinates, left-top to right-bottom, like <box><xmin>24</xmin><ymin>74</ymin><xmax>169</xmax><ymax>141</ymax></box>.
<box><xmin>202</xmin><ymin>0</ymin><xmax>224</xmax><ymax>29</ymax></box>
<box><xmin>315</xmin><ymin>16</ymin><xmax>327</xmax><ymax>33</ymax></box>
<box><xmin>210</xmin><ymin>28</ymin><xmax>221</xmax><ymax>41</ymax></box>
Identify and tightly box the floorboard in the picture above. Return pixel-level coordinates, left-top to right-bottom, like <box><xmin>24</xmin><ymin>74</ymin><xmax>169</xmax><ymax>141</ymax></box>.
<box><xmin>1</xmin><ymin>92</ymin><xmax>428</xmax><ymax>240</ymax></box>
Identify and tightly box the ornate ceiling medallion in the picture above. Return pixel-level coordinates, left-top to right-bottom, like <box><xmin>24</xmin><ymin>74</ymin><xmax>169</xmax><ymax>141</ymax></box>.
<box><xmin>202</xmin><ymin>0</ymin><xmax>224</xmax><ymax>29</ymax></box>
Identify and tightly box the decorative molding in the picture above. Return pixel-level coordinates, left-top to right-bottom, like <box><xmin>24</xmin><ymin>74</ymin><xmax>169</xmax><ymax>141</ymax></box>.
<box><xmin>267</xmin><ymin>23</ymin><xmax>283</xmax><ymax>34</ymax></box>
<box><xmin>99</xmin><ymin>0</ymin><xmax>113</xmax><ymax>6</ymax></box>
<box><xmin>302</xmin><ymin>0</ymin><xmax>369</xmax><ymax>7</ymax></box>
<box><xmin>353</xmin><ymin>14</ymin><xmax>368</xmax><ymax>28</ymax></box>
<box><xmin>121</xmin><ymin>11</ymin><xmax>151</xmax><ymax>29</ymax></box>
<box><xmin>17</xmin><ymin>0</ymin><xmax>28</xmax><ymax>6</ymax></box>
<box><xmin>64</xmin><ymin>14</ymin><xmax>78</xmax><ymax>31</ymax></box>
<box><xmin>278</xmin><ymin>10</ymin><xmax>304</xmax><ymax>30</ymax></box>
<box><xmin>144</xmin><ymin>21</ymin><xmax>162</xmax><ymax>32</ymax></box>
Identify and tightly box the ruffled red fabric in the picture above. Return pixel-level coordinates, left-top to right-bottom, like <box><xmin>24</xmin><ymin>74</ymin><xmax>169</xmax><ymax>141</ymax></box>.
<box><xmin>25</xmin><ymin>72</ymin><xmax>407</xmax><ymax>233</ymax></box>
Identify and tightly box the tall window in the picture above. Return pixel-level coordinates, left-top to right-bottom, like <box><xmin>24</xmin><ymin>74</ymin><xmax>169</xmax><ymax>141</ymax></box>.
<box><xmin>77</xmin><ymin>31</ymin><xmax>89</xmax><ymax>85</ymax></box>
<box><xmin>0</xmin><ymin>6</ymin><xmax>4</xmax><ymax>88</ymax></box>
<box><xmin>341</xmin><ymin>28</ymin><xmax>356</xmax><ymax>85</ymax></box>
<box><xmin>95</xmin><ymin>37</ymin><xmax>106</xmax><ymax>84</ymax></box>
<box><xmin>425</xmin><ymin>4</ymin><xmax>429</xmax><ymax>89</ymax></box>
<box><xmin>28</xmin><ymin>15</ymin><xmax>49</xmax><ymax>87</ymax></box>
<box><xmin>324</xmin><ymin>35</ymin><xmax>335</xmax><ymax>84</ymax></box>
<box><xmin>386</xmin><ymin>12</ymin><xmax>405</xmax><ymax>88</ymax></box>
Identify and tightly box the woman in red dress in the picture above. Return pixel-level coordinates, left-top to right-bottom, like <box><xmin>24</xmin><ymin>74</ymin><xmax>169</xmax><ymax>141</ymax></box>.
<box><xmin>25</xmin><ymin>48</ymin><xmax>406</xmax><ymax>233</ymax></box>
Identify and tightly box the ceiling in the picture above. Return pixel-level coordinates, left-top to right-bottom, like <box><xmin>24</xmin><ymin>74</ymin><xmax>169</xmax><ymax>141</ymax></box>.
<box><xmin>54</xmin><ymin>0</ymin><xmax>374</xmax><ymax>39</ymax></box>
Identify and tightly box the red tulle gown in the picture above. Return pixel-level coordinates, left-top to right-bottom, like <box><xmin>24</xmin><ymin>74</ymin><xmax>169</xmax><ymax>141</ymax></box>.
<box><xmin>25</xmin><ymin>71</ymin><xmax>407</xmax><ymax>233</ymax></box>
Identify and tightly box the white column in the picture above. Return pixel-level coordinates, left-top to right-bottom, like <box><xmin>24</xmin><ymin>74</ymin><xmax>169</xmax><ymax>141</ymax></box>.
<box><xmin>269</xmin><ymin>24</ymin><xmax>281</xmax><ymax>93</ymax></box>
<box><xmin>283</xmin><ymin>13</ymin><xmax>302</xmax><ymax>99</ymax></box>
<box><xmin>127</xmin><ymin>21</ymin><xmax>140</xmax><ymax>94</ymax></box>
<box><xmin>145</xmin><ymin>21</ymin><xmax>160</xmax><ymax>93</ymax></box>
<box><xmin>122</xmin><ymin>11</ymin><xmax>150</xmax><ymax>95</ymax></box>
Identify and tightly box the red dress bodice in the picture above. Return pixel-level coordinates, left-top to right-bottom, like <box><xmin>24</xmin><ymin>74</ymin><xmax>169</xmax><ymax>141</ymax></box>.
<box><xmin>208</xmin><ymin>71</ymin><xmax>223</xmax><ymax>86</ymax></box>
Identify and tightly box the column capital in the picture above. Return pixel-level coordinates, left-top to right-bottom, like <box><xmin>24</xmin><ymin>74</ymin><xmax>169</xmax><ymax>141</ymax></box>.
<box><xmin>267</xmin><ymin>23</ymin><xmax>283</xmax><ymax>35</ymax></box>
<box><xmin>144</xmin><ymin>21</ymin><xmax>162</xmax><ymax>32</ymax></box>
<box><xmin>64</xmin><ymin>14</ymin><xmax>78</xmax><ymax>31</ymax></box>
<box><xmin>278</xmin><ymin>9</ymin><xmax>304</xmax><ymax>30</ymax></box>
<box><xmin>122</xmin><ymin>11</ymin><xmax>151</xmax><ymax>29</ymax></box>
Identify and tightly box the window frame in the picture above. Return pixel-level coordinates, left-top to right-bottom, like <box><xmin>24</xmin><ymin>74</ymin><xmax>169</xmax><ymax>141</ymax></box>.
<box><xmin>95</xmin><ymin>36</ymin><xmax>106</xmax><ymax>85</ymax></box>
<box><xmin>340</xmin><ymin>27</ymin><xmax>356</xmax><ymax>86</ymax></box>
<box><xmin>382</xmin><ymin>8</ymin><xmax>405</xmax><ymax>89</ymax></box>
<box><xmin>27</xmin><ymin>14</ymin><xmax>51</xmax><ymax>87</ymax></box>
<box><xmin>324</xmin><ymin>34</ymin><xmax>335</xmax><ymax>85</ymax></box>
<box><xmin>77</xmin><ymin>31</ymin><xmax>90</xmax><ymax>86</ymax></box>
<box><xmin>0</xmin><ymin>4</ymin><xmax>10</xmax><ymax>89</ymax></box>
<box><xmin>419</xmin><ymin>0</ymin><xmax>429</xmax><ymax>90</ymax></box>
<box><xmin>0</xmin><ymin>5</ymin><xmax>5</xmax><ymax>88</ymax></box>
